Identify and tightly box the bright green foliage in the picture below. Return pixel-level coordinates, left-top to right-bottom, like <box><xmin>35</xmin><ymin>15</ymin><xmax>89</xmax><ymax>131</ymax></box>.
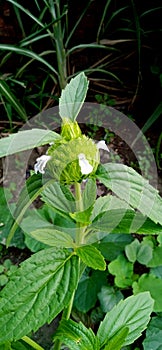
<box><xmin>133</xmin><ymin>274</ymin><xmax>162</xmax><ymax>312</ymax></box>
<box><xmin>0</xmin><ymin>248</ymin><xmax>79</xmax><ymax>343</ymax></box>
<box><xmin>30</xmin><ymin>227</ymin><xmax>74</xmax><ymax>248</ymax></box>
<box><xmin>59</xmin><ymin>72</ymin><xmax>89</xmax><ymax>121</ymax></box>
<box><xmin>102</xmin><ymin>327</ymin><xmax>129</xmax><ymax>350</ymax></box>
<box><xmin>76</xmin><ymin>245</ymin><xmax>106</xmax><ymax>270</ymax></box>
<box><xmin>96</xmin><ymin>163</ymin><xmax>162</xmax><ymax>225</ymax></box>
<box><xmin>89</xmin><ymin>209</ymin><xmax>162</xmax><ymax>236</ymax></box>
<box><xmin>54</xmin><ymin>319</ymin><xmax>100</xmax><ymax>350</ymax></box>
<box><xmin>108</xmin><ymin>254</ymin><xmax>134</xmax><ymax>288</ymax></box>
<box><xmin>97</xmin><ymin>292</ymin><xmax>154</xmax><ymax>347</ymax></box>
<box><xmin>0</xmin><ymin>129</ymin><xmax>60</xmax><ymax>158</ymax></box>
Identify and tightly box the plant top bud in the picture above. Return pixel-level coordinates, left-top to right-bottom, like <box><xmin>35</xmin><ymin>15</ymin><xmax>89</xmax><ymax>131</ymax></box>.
<box><xmin>61</xmin><ymin>118</ymin><xmax>82</xmax><ymax>141</ymax></box>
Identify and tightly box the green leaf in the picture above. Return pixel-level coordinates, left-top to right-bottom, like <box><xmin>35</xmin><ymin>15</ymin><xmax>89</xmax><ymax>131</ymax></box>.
<box><xmin>6</xmin><ymin>174</ymin><xmax>60</xmax><ymax>247</ymax></box>
<box><xmin>74</xmin><ymin>270</ymin><xmax>107</xmax><ymax>313</ymax></box>
<box><xmin>143</xmin><ymin>316</ymin><xmax>162</xmax><ymax>350</ymax></box>
<box><xmin>125</xmin><ymin>239</ymin><xmax>153</xmax><ymax>265</ymax></box>
<box><xmin>54</xmin><ymin>319</ymin><xmax>100</xmax><ymax>350</ymax></box>
<box><xmin>91</xmin><ymin>195</ymin><xmax>130</xmax><ymax>221</ymax></box>
<box><xmin>82</xmin><ymin>179</ymin><xmax>97</xmax><ymax>210</ymax></box>
<box><xmin>96</xmin><ymin>163</ymin><xmax>162</xmax><ymax>225</ymax></box>
<box><xmin>59</xmin><ymin>72</ymin><xmax>89</xmax><ymax>121</ymax></box>
<box><xmin>0</xmin><ymin>128</ymin><xmax>61</xmax><ymax>158</ymax></box>
<box><xmin>41</xmin><ymin>182</ymin><xmax>75</xmax><ymax>214</ymax></box>
<box><xmin>89</xmin><ymin>209</ymin><xmax>162</xmax><ymax>241</ymax></box>
<box><xmin>98</xmin><ymin>285</ymin><xmax>123</xmax><ymax>313</ymax></box>
<box><xmin>0</xmin><ymin>248</ymin><xmax>79</xmax><ymax>343</ymax></box>
<box><xmin>0</xmin><ymin>80</ymin><xmax>27</xmax><ymax>121</ymax></box>
<box><xmin>108</xmin><ymin>254</ymin><xmax>134</xmax><ymax>288</ymax></box>
<box><xmin>76</xmin><ymin>246</ymin><xmax>106</xmax><ymax>270</ymax></box>
<box><xmin>133</xmin><ymin>274</ymin><xmax>162</xmax><ymax>312</ymax></box>
<box><xmin>94</xmin><ymin>234</ymin><xmax>133</xmax><ymax>261</ymax></box>
<box><xmin>125</xmin><ymin>239</ymin><xmax>140</xmax><ymax>263</ymax></box>
<box><xmin>103</xmin><ymin>327</ymin><xmax>129</xmax><ymax>350</ymax></box>
<box><xmin>136</xmin><ymin>242</ymin><xmax>153</xmax><ymax>265</ymax></box>
<box><xmin>0</xmin><ymin>44</ymin><xmax>58</xmax><ymax>76</ymax></box>
<box><xmin>30</xmin><ymin>227</ymin><xmax>74</xmax><ymax>248</ymax></box>
<box><xmin>147</xmin><ymin>246</ymin><xmax>162</xmax><ymax>267</ymax></box>
<box><xmin>69</xmin><ymin>206</ymin><xmax>93</xmax><ymax>225</ymax></box>
<box><xmin>97</xmin><ymin>292</ymin><xmax>154</xmax><ymax>347</ymax></box>
<box><xmin>22</xmin><ymin>204</ymin><xmax>75</xmax><ymax>251</ymax></box>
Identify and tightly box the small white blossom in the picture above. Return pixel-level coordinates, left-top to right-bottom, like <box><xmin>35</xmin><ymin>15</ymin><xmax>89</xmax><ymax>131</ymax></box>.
<box><xmin>78</xmin><ymin>153</ymin><xmax>93</xmax><ymax>175</ymax></box>
<box><xmin>34</xmin><ymin>155</ymin><xmax>51</xmax><ymax>174</ymax></box>
<box><xmin>97</xmin><ymin>140</ymin><xmax>109</xmax><ymax>152</ymax></box>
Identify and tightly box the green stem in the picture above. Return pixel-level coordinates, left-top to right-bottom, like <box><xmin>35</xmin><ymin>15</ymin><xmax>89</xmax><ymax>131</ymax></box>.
<box><xmin>54</xmin><ymin>183</ymin><xmax>83</xmax><ymax>350</ymax></box>
<box><xmin>75</xmin><ymin>182</ymin><xmax>85</xmax><ymax>245</ymax></box>
<box><xmin>22</xmin><ymin>336</ymin><xmax>44</xmax><ymax>350</ymax></box>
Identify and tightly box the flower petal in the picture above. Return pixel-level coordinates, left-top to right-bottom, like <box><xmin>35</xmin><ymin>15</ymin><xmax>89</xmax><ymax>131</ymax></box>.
<box><xmin>78</xmin><ymin>153</ymin><xmax>93</xmax><ymax>175</ymax></box>
<box><xmin>97</xmin><ymin>140</ymin><xmax>109</xmax><ymax>152</ymax></box>
<box><xmin>34</xmin><ymin>155</ymin><xmax>51</xmax><ymax>174</ymax></box>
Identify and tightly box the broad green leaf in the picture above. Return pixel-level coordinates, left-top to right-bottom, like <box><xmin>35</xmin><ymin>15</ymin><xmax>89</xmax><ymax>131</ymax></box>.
<box><xmin>76</xmin><ymin>246</ymin><xmax>106</xmax><ymax>270</ymax></box>
<box><xmin>0</xmin><ymin>128</ymin><xmax>61</xmax><ymax>158</ymax></box>
<box><xmin>125</xmin><ymin>239</ymin><xmax>140</xmax><ymax>263</ymax></box>
<box><xmin>82</xmin><ymin>179</ymin><xmax>97</xmax><ymax>210</ymax></box>
<box><xmin>54</xmin><ymin>319</ymin><xmax>100</xmax><ymax>350</ymax></box>
<box><xmin>0</xmin><ymin>80</ymin><xmax>27</xmax><ymax>121</ymax></box>
<box><xmin>133</xmin><ymin>274</ymin><xmax>162</xmax><ymax>312</ymax></box>
<box><xmin>94</xmin><ymin>234</ymin><xmax>133</xmax><ymax>261</ymax></box>
<box><xmin>91</xmin><ymin>195</ymin><xmax>131</xmax><ymax>221</ymax></box>
<box><xmin>96</xmin><ymin>163</ymin><xmax>162</xmax><ymax>225</ymax></box>
<box><xmin>98</xmin><ymin>285</ymin><xmax>123</xmax><ymax>313</ymax></box>
<box><xmin>103</xmin><ymin>327</ymin><xmax>129</xmax><ymax>350</ymax></box>
<box><xmin>0</xmin><ymin>248</ymin><xmax>79</xmax><ymax>343</ymax></box>
<box><xmin>30</xmin><ymin>227</ymin><xmax>74</xmax><ymax>248</ymax></box>
<box><xmin>22</xmin><ymin>204</ymin><xmax>76</xmax><ymax>251</ymax></box>
<box><xmin>147</xmin><ymin>246</ymin><xmax>162</xmax><ymax>267</ymax></box>
<box><xmin>143</xmin><ymin>316</ymin><xmax>162</xmax><ymax>350</ymax></box>
<box><xmin>41</xmin><ymin>182</ymin><xmax>75</xmax><ymax>213</ymax></box>
<box><xmin>108</xmin><ymin>254</ymin><xmax>133</xmax><ymax>288</ymax></box>
<box><xmin>59</xmin><ymin>72</ymin><xmax>89</xmax><ymax>121</ymax></box>
<box><xmin>5</xmin><ymin>174</ymin><xmax>46</xmax><ymax>246</ymax></box>
<box><xmin>97</xmin><ymin>292</ymin><xmax>154</xmax><ymax>347</ymax></box>
<box><xmin>125</xmin><ymin>239</ymin><xmax>153</xmax><ymax>265</ymax></box>
<box><xmin>89</xmin><ymin>209</ymin><xmax>162</xmax><ymax>239</ymax></box>
<box><xmin>74</xmin><ymin>270</ymin><xmax>107</xmax><ymax>313</ymax></box>
<box><xmin>136</xmin><ymin>242</ymin><xmax>153</xmax><ymax>265</ymax></box>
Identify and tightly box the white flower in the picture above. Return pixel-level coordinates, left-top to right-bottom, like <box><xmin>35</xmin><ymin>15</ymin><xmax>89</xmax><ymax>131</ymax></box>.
<box><xmin>97</xmin><ymin>140</ymin><xmax>109</xmax><ymax>152</ymax></box>
<box><xmin>78</xmin><ymin>153</ymin><xmax>93</xmax><ymax>175</ymax></box>
<box><xmin>34</xmin><ymin>155</ymin><xmax>51</xmax><ymax>174</ymax></box>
